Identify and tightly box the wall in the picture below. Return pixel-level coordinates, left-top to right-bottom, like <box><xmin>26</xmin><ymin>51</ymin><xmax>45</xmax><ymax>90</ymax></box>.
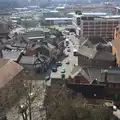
<box><xmin>74</xmin><ymin>76</ymin><xmax>89</xmax><ymax>84</ymax></box>
<box><xmin>112</xmin><ymin>46</ymin><xmax>120</xmax><ymax>64</ymax></box>
<box><xmin>67</xmin><ymin>84</ymin><xmax>105</xmax><ymax>99</ymax></box>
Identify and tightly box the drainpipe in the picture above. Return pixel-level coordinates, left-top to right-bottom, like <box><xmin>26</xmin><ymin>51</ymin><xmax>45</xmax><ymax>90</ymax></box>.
<box><xmin>104</xmin><ymin>70</ymin><xmax>108</xmax><ymax>88</ymax></box>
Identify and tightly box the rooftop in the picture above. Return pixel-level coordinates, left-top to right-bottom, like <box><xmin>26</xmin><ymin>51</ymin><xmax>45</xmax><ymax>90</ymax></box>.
<box><xmin>78</xmin><ymin>46</ymin><xmax>97</xmax><ymax>59</ymax></box>
<box><xmin>74</xmin><ymin>12</ymin><xmax>108</xmax><ymax>17</ymax></box>
<box><xmin>78</xmin><ymin>46</ymin><xmax>115</xmax><ymax>61</ymax></box>
<box><xmin>0</xmin><ymin>59</ymin><xmax>23</xmax><ymax>88</ymax></box>
<box><xmin>45</xmin><ymin>18</ymin><xmax>73</xmax><ymax>21</ymax></box>
<box><xmin>2</xmin><ymin>50</ymin><xmax>22</xmax><ymax>61</ymax></box>
<box><xmin>71</xmin><ymin>66</ymin><xmax>120</xmax><ymax>84</ymax></box>
<box><xmin>19</xmin><ymin>56</ymin><xmax>37</xmax><ymax>65</ymax></box>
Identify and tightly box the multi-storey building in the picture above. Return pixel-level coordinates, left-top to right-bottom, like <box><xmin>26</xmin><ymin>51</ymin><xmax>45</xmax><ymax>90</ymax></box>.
<box><xmin>73</xmin><ymin>13</ymin><xmax>120</xmax><ymax>40</ymax></box>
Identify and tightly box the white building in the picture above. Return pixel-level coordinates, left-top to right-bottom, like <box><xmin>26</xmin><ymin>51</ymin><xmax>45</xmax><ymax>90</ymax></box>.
<box><xmin>45</xmin><ymin>17</ymin><xmax>73</xmax><ymax>25</ymax></box>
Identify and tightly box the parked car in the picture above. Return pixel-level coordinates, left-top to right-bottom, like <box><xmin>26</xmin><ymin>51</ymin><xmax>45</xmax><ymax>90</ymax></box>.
<box><xmin>56</xmin><ymin>61</ymin><xmax>62</xmax><ymax>66</ymax></box>
<box><xmin>67</xmin><ymin>49</ymin><xmax>70</xmax><ymax>52</ymax></box>
<box><xmin>66</xmin><ymin>60</ymin><xmax>70</xmax><ymax>64</ymax></box>
<box><xmin>61</xmin><ymin>67</ymin><xmax>65</xmax><ymax>73</ymax></box>
<box><xmin>52</xmin><ymin>67</ymin><xmax>57</xmax><ymax>72</ymax></box>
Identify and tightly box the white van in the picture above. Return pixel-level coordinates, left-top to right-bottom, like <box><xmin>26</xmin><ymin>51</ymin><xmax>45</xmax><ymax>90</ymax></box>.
<box><xmin>73</xmin><ymin>49</ymin><xmax>78</xmax><ymax>56</ymax></box>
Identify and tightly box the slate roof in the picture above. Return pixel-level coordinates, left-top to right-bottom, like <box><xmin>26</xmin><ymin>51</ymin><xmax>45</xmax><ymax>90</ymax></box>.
<box><xmin>94</xmin><ymin>51</ymin><xmax>115</xmax><ymax>61</ymax></box>
<box><xmin>71</xmin><ymin>66</ymin><xmax>90</xmax><ymax>80</ymax></box>
<box><xmin>80</xmin><ymin>37</ymin><xmax>110</xmax><ymax>50</ymax></box>
<box><xmin>2</xmin><ymin>50</ymin><xmax>22</xmax><ymax>61</ymax></box>
<box><xmin>88</xmin><ymin>36</ymin><xmax>107</xmax><ymax>45</ymax></box>
<box><xmin>78</xmin><ymin>46</ymin><xmax>97</xmax><ymax>59</ymax></box>
<box><xmin>12</xmin><ymin>42</ymin><xmax>27</xmax><ymax>48</ymax></box>
<box><xmin>19</xmin><ymin>56</ymin><xmax>38</xmax><ymax>65</ymax></box>
<box><xmin>78</xmin><ymin>46</ymin><xmax>115</xmax><ymax>61</ymax></box>
<box><xmin>81</xmin><ymin>39</ymin><xmax>94</xmax><ymax>48</ymax></box>
<box><xmin>70</xmin><ymin>66</ymin><xmax>120</xmax><ymax>84</ymax></box>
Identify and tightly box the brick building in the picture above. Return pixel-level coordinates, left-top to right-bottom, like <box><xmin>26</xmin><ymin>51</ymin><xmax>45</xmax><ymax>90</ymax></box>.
<box><xmin>73</xmin><ymin>13</ymin><xmax>120</xmax><ymax>40</ymax></box>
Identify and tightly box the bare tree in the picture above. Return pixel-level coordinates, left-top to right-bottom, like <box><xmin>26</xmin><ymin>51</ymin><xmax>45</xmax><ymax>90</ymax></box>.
<box><xmin>45</xmin><ymin>86</ymin><xmax>115</xmax><ymax>120</ymax></box>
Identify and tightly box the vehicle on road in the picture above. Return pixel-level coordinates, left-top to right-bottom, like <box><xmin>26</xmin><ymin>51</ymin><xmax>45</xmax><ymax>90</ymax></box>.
<box><xmin>66</xmin><ymin>39</ymin><xmax>69</xmax><ymax>46</ymax></box>
<box><xmin>52</xmin><ymin>67</ymin><xmax>57</xmax><ymax>72</ymax></box>
<box><xmin>65</xmin><ymin>54</ymin><xmax>69</xmax><ymax>57</ymax></box>
<box><xmin>113</xmin><ymin>105</ymin><xmax>117</xmax><ymax>111</ymax></box>
<box><xmin>73</xmin><ymin>49</ymin><xmax>78</xmax><ymax>56</ymax></box>
<box><xmin>56</xmin><ymin>61</ymin><xmax>62</xmax><ymax>66</ymax></box>
<box><xmin>61</xmin><ymin>67</ymin><xmax>65</xmax><ymax>73</ymax></box>
<box><xmin>66</xmin><ymin>60</ymin><xmax>70</xmax><ymax>64</ymax></box>
<box><xmin>67</xmin><ymin>49</ymin><xmax>70</xmax><ymax>52</ymax></box>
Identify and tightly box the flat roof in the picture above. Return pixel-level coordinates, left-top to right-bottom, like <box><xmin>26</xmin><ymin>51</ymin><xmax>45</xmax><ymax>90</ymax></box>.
<box><xmin>50</xmin><ymin>10</ymin><xmax>59</xmax><ymax>13</ymax></box>
<box><xmin>103</xmin><ymin>15</ymin><xmax>120</xmax><ymax>19</ymax></box>
<box><xmin>45</xmin><ymin>18</ymin><xmax>73</xmax><ymax>21</ymax></box>
<box><xmin>74</xmin><ymin>12</ymin><xmax>108</xmax><ymax>17</ymax></box>
<box><xmin>83</xmin><ymin>12</ymin><xmax>108</xmax><ymax>16</ymax></box>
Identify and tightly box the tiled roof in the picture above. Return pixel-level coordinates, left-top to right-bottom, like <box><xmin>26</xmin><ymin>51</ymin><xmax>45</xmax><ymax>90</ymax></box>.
<box><xmin>78</xmin><ymin>46</ymin><xmax>115</xmax><ymax>61</ymax></box>
<box><xmin>0</xmin><ymin>59</ymin><xmax>23</xmax><ymax>88</ymax></box>
<box><xmin>78</xmin><ymin>46</ymin><xmax>97</xmax><ymax>59</ymax></box>
<box><xmin>94</xmin><ymin>51</ymin><xmax>115</xmax><ymax>61</ymax></box>
<box><xmin>70</xmin><ymin>66</ymin><xmax>120</xmax><ymax>84</ymax></box>
<box><xmin>88</xmin><ymin>36</ymin><xmax>107</xmax><ymax>45</ymax></box>
<box><xmin>71</xmin><ymin>66</ymin><xmax>82</xmax><ymax>79</ymax></box>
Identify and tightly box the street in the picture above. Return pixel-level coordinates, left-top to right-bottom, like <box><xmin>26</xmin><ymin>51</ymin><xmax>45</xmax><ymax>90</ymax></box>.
<box><xmin>50</xmin><ymin>34</ymin><xmax>78</xmax><ymax>80</ymax></box>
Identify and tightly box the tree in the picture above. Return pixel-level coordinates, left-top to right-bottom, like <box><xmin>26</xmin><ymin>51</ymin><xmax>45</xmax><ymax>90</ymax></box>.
<box><xmin>45</xmin><ymin>86</ymin><xmax>115</xmax><ymax>120</ymax></box>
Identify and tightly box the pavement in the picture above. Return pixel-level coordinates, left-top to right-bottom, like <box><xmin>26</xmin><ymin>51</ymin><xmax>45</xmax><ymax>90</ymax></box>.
<box><xmin>113</xmin><ymin>109</ymin><xmax>120</xmax><ymax>119</ymax></box>
<box><xmin>50</xmin><ymin>33</ymin><xmax>79</xmax><ymax>80</ymax></box>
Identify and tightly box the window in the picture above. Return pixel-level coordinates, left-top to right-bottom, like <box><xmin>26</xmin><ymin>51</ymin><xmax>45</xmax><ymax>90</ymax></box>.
<box><xmin>88</xmin><ymin>17</ymin><xmax>94</xmax><ymax>20</ymax></box>
<box><xmin>77</xmin><ymin>18</ymin><xmax>81</xmax><ymax>25</ymax></box>
<box><xmin>81</xmin><ymin>17</ymin><xmax>87</xmax><ymax>20</ymax></box>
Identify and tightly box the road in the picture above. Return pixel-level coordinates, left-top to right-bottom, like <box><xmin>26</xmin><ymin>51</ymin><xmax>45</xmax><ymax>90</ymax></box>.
<box><xmin>50</xmin><ymin>34</ymin><xmax>78</xmax><ymax>80</ymax></box>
